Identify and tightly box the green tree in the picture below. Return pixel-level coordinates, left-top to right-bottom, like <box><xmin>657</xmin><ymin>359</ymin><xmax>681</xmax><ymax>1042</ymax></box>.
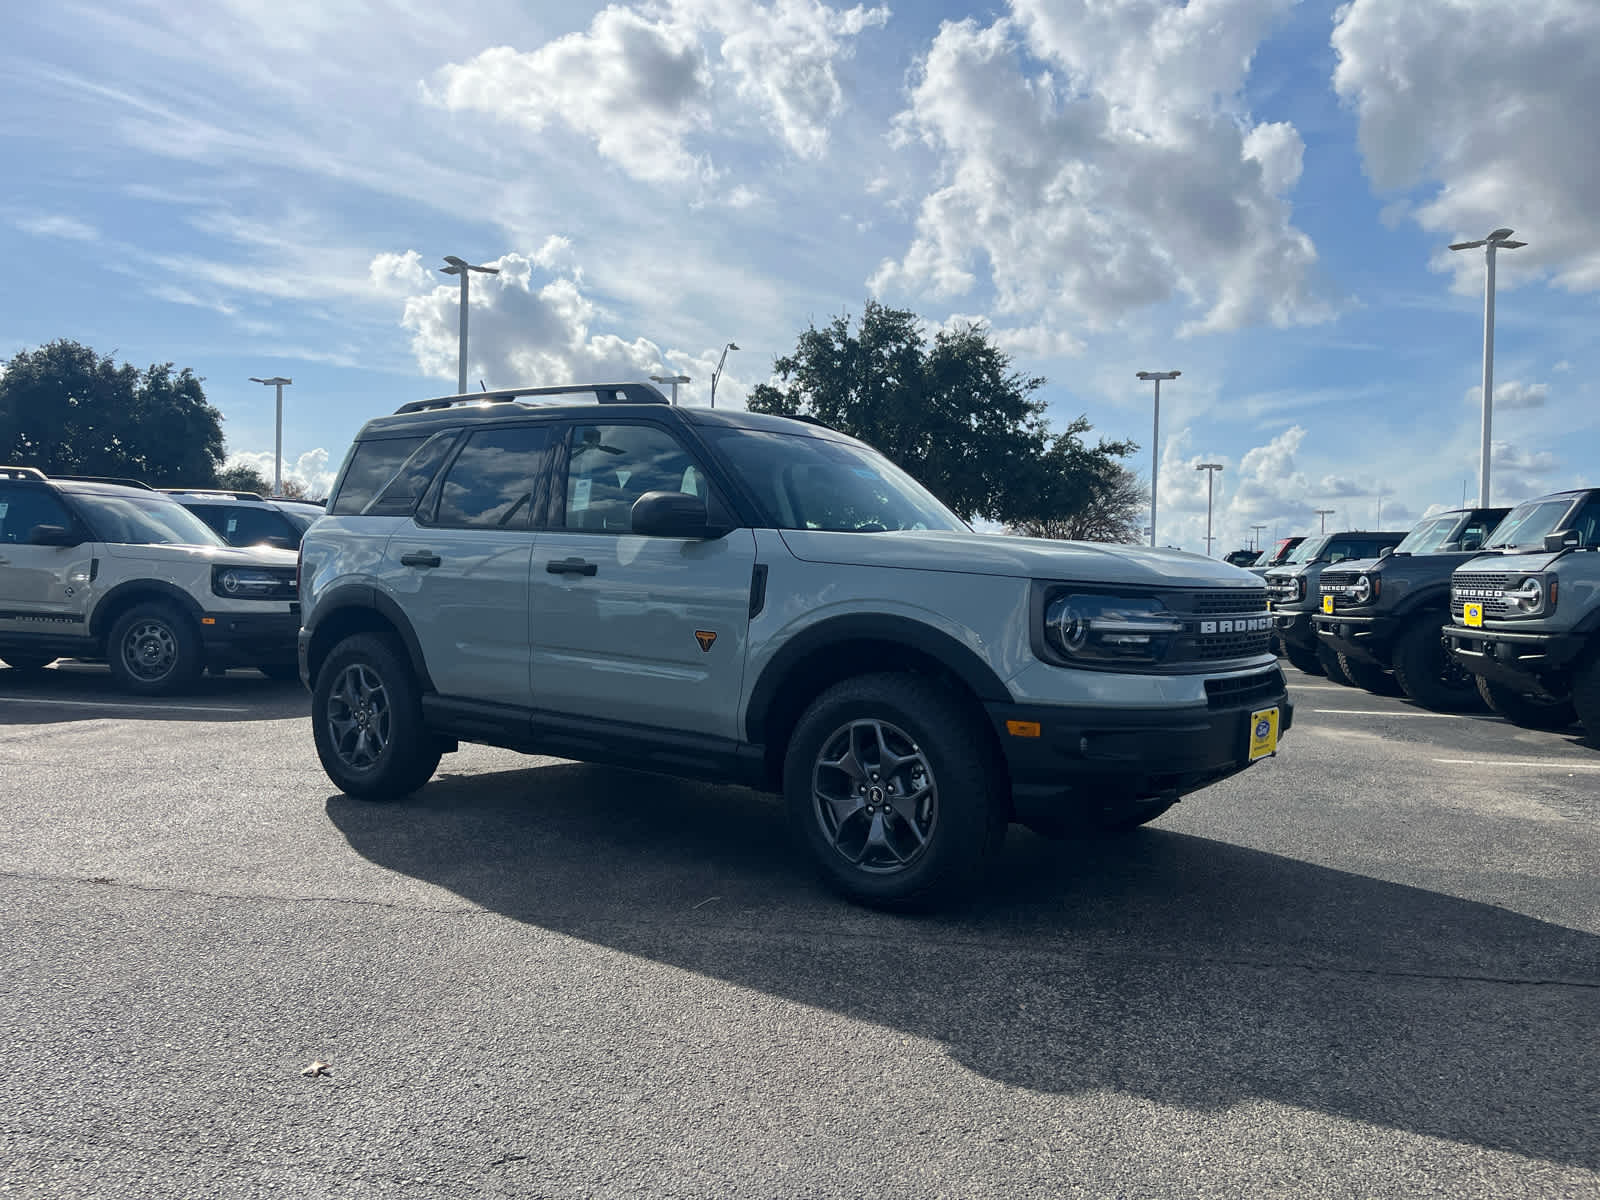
<box><xmin>747</xmin><ymin>302</ymin><xmax>1134</xmax><ymax>527</ymax></box>
<box><xmin>216</xmin><ymin>463</ymin><xmax>273</xmax><ymax>495</ymax></box>
<box><xmin>1009</xmin><ymin>459</ymin><xmax>1148</xmax><ymax>543</ymax></box>
<box><xmin>0</xmin><ymin>340</ymin><xmax>225</xmax><ymax>486</ymax></box>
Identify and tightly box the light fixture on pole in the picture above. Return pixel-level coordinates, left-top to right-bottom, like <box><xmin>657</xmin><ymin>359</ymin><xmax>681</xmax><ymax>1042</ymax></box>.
<box><xmin>1195</xmin><ymin>463</ymin><xmax>1223</xmax><ymax>556</ymax></box>
<box><xmin>649</xmin><ymin>374</ymin><xmax>691</xmax><ymax>405</ymax></box>
<box><xmin>1250</xmin><ymin>524</ymin><xmax>1266</xmax><ymax>552</ymax></box>
<box><xmin>1314</xmin><ymin>508</ymin><xmax>1335</xmax><ymax>533</ymax></box>
<box><xmin>440</xmin><ymin>256</ymin><xmax>501</xmax><ymax>396</ymax></box>
<box><xmin>1448</xmin><ymin>227</ymin><xmax>1526</xmax><ymax>507</ymax></box>
<box><xmin>248</xmin><ymin>376</ymin><xmax>292</xmax><ymax>496</ymax></box>
<box><xmin>710</xmin><ymin>342</ymin><xmax>739</xmax><ymax>409</ymax></box>
<box><xmin>1136</xmin><ymin>370</ymin><xmax>1180</xmax><ymax>548</ymax></box>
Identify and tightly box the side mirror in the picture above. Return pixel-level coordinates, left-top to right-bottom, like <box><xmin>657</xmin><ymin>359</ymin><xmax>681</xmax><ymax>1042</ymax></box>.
<box><xmin>28</xmin><ymin>524</ymin><xmax>82</xmax><ymax>548</ymax></box>
<box><xmin>1378</xmin><ymin>546</ymin><xmax>1394</xmax><ymax>559</ymax></box>
<box><xmin>1544</xmin><ymin>529</ymin><xmax>1583</xmax><ymax>552</ymax></box>
<box><xmin>630</xmin><ymin>491</ymin><xmax>727</xmax><ymax>539</ymax></box>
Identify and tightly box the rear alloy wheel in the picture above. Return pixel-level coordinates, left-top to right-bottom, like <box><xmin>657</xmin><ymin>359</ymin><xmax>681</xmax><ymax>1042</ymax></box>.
<box><xmin>1476</xmin><ymin>676</ymin><xmax>1577</xmax><ymax>731</ymax></box>
<box><xmin>312</xmin><ymin>633</ymin><xmax>440</xmax><ymax>800</ymax></box>
<box><xmin>0</xmin><ymin>654</ymin><xmax>55</xmax><ymax>675</ymax></box>
<box><xmin>107</xmin><ymin>603</ymin><xmax>204</xmax><ymax>695</ymax></box>
<box><xmin>1282</xmin><ymin>641</ymin><xmax>1322</xmax><ymax>675</ymax></box>
<box><xmin>1391</xmin><ymin>620</ymin><xmax>1483</xmax><ymax>712</ymax></box>
<box><xmin>1317</xmin><ymin>643</ymin><xmax>1354</xmax><ymax>686</ymax></box>
<box><xmin>784</xmin><ymin>672</ymin><xmax>1004</xmax><ymax>909</ymax></box>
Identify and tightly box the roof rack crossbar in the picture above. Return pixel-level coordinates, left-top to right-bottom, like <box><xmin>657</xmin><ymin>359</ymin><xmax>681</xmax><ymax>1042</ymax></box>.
<box><xmin>158</xmin><ymin>488</ymin><xmax>267</xmax><ymax>501</ymax></box>
<box><xmin>393</xmin><ymin>381</ymin><xmax>669</xmax><ymax>415</ymax></box>
<box><xmin>0</xmin><ymin>465</ymin><xmax>48</xmax><ymax>480</ymax></box>
<box><xmin>50</xmin><ymin>474</ymin><xmax>156</xmax><ymax>490</ymax></box>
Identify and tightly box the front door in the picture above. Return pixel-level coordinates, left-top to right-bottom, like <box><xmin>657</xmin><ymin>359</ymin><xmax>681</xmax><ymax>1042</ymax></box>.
<box><xmin>528</xmin><ymin>421</ymin><xmax>756</xmax><ymax>739</ymax></box>
<box><xmin>377</xmin><ymin>423</ymin><xmax>551</xmax><ymax>708</ymax></box>
<box><xmin>0</xmin><ymin>485</ymin><xmax>95</xmax><ymax>639</ymax></box>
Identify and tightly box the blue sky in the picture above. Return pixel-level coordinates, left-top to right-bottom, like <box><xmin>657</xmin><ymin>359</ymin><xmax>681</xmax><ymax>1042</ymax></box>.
<box><xmin>4</xmin><ymin>0</ymin><xmax>1597</xmax><ymax>553</ymax></box>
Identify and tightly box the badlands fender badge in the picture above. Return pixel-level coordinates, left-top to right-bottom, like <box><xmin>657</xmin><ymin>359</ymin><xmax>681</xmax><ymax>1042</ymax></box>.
<box><xmin>694</xmin><ymin>630</ymin><xmax>718</xmax><ymax>653</ymax></box>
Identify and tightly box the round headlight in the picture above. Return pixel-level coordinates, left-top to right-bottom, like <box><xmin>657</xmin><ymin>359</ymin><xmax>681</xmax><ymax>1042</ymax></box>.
<box><xmin>1514</xmin><ymin>576</ymin><xmax>1544</xmax><ymax>613</ymax></box>
<box><xmin>1049</xmin><ymin>602</ymin><xmax>1089</xmax><ymax>652</ymax></box>
<box><xmin>1353</xmin><ymin>575</ymin><xmax>1372</xmax><ymax>604</ymax></box>
<box><xmin>220</xmin><ymin>570</ymin><xmax>240</xmax><ymax>593</ymax></box>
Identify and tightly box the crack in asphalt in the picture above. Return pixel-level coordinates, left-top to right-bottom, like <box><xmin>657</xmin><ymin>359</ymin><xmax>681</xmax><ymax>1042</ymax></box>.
<box><xmin>4</xmin><ymin>868</ymin><xmax>1596</xmax><ymax>992</ymax></box>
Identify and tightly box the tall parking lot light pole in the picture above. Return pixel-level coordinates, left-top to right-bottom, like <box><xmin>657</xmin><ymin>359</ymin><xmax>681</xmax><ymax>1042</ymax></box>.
<box><xmin>1250</xmin><ymin>524</ymin><xmax>1266</xmax><ymax>552</ymax></box>
<box><xmin>440</xmin><ymin>256</ymin><xmax>501</xmax><ymax>396</ymax></box>
<box><xmin>1196</xmin><ymin>463</ymin><xmax>1222</xmax><ymax>555</ymax></box>
<box><xmin>1136</xmin><ymin>370</ymin><xmax>1180</xmax><ymax>547</ymax></box>
<box><xmin>710</xmin><ymin>342</ymin><xmax>739</xmax><ymax>409</ymax></box>
<box><xmin>650</xmin><ymin>374</ymin><xmax>691</xmax><ymax>405</ymax></box>
<box><xmin>248</xmin><ymin>376</ymin><xmax>292</xmax><ymax>496</ymax></box>
<box><xmin>1448</xmin><ymin>228</ymin><xmax>1526</xmax><ymax>507</ymax></box>
<box><xmin>1314</xmin><ymin>508</ymin><xmax>1335</xmax><ymax>533</ymax></box>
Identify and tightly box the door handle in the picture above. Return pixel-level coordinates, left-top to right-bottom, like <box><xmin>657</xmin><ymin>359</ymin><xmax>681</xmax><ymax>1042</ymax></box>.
<box><xmin>400</xmin><ymin>550</ymin><xmax>441</xmax><ymax>568</ymax></box>
<box><xmin>546</xmin><ymin>558</ymin><xmax>598</xmax><ymax>577</ymax></box>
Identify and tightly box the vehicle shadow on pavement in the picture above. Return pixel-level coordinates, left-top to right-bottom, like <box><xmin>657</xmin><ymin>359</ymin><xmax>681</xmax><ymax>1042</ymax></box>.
<box><xmin>0</xmin><ymin>664</ymin><xmax>308</xmax><ymax>723</ymax></box>
<box><xmin>327</xmin><ymin>763</ymin><xmax>1598</xmax><ymax>1170</ymax></box>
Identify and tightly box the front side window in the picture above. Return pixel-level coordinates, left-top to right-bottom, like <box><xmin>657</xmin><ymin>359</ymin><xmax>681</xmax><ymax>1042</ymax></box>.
<box><xmin>0</xmin><ymin>486</ymin><xmax>78</xmax><ymax>544</ymax></box>
<box><xmin>330</xmin><ymin>436</ymin><xmax>429</xmax><ymax>515</ymax></box>
<box><xmin>702</xmin><ymin>427</ymin><xmax>966</xmax><ymax>533</ymax></box>
<box><xmin>69</xmin><ymin>492</ymin><xmax>225</xmax><ymax>547</ymax></box>
<box><xmin>434</xmin><ymin>425</ymin><xmax>550</xmax><ymax>528</ymax></box>
<box><xmin>560</xmin><ymin>424</ymin><xmax>705</xmax><ymax>534</ymax></box>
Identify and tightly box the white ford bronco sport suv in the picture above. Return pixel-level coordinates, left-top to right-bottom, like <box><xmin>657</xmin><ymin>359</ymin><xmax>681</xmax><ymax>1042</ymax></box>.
<box><xmin>0</xmin><ymin>467</ymin><xmax>300</xmax><ymax>691</ymax></box>
<box><xmin>298</xmin><ymin>383</ymin><xmax>1292</xmax><ymax>906</ymax></box>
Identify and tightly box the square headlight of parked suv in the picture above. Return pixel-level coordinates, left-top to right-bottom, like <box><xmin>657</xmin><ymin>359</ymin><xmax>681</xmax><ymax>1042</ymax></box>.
<box><xmin>296</xmin><ymin>381</ymin><xmax>1293</xmax><ymax>908</ymax></box>
<box><xmin>0</xmin><ymin>468</ymin><xmax>302</xmax><ymax>692</ymax></box>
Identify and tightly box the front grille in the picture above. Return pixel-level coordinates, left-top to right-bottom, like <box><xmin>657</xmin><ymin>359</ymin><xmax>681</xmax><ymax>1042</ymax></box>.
<box><xmin>1205</xmin><ymin>667</ymin><xmax>1284</xmax><ymax>710</ymax></box>
<box><xmin>1179</xmin><ymin>588</ymin><xmax>1268</xmax><ymax>616</ymax></box>
<box><xmin>1452</xmin><ymin>572</ymin><xmax>1511</xmax><ymax>619</ymax></box>
<box><xmin>1320</xmin><ymin>570</ymin><xmax>1359</xmax><ymax>591</ymax></box>
<box><xmin>1191</xmin><ymin>630</ymin><xmax>1273</xmax><ymax>659</ymax></box>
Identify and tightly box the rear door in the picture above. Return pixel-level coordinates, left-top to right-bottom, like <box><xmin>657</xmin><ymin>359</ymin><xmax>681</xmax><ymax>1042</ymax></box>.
<box><xmin>527</xmin><ymin>420</ymin><xmax>756</xmax><ymax>739</ymax></box>
<box><xmin>0</xmin><ymin>485</ymin><xmax>95</xmax><ymax>638</ymax></box>
<box><xmin>377</xmin><ymin>423</ymin><xmax>551</xmax><ymax>708</ymax></box>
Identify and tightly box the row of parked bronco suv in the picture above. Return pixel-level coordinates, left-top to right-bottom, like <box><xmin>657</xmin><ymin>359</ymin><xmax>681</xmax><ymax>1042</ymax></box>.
<box><xmin>1265</xmin><ymin>492</ymin><xmax>1600</xmax><ymax>742</ymax></box>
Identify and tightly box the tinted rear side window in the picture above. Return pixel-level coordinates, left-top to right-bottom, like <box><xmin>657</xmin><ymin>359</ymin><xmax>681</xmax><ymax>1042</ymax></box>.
<box><xmin>434</xmin><ymin>426</ymin><xmax>550</xmax><ymax>528</ymax></box>
<box><xmin>330</xmin><ymin>437</ymin><xmax>428</xmax><ymax>515</ymax></box>
<box><xmin>364</xmin><ymin>431</ymin><xmax>460</xmax><ymax>517</ymax></box>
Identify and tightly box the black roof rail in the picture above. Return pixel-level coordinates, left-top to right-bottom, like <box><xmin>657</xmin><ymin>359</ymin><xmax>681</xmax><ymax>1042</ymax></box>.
<box><xmin>158</xmin><ymin>487</ymin><xmax>267</xmax><ymax>501</ymax></box>
<box><xmin>51</xmin><ymin>474</ymin><xmax>157</xmax><ymax>490</ymax></box>
<box><xmin>0</xmin><ymin>465</ymin><xmax>48</xmax><ymax>480</ymax></box>
<box><xmin>393</xmin><ymin>381</ymin><xmax>669</xmax><ymax>415</ymax></box>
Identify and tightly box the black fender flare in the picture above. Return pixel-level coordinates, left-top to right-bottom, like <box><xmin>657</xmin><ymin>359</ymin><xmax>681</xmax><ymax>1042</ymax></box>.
<box><xmin>89</xmin><ymin>580</ymin><xmax>206</xmax><ymax>639</ymax></box>
<box><xmin>743</xmin><ymin>613</ymin><xmax>1012</xmax><ymax>744</ymax></box>
<box><xmin>1389</xmin><ymin>583</ymin><xmax>1452</xmax><ymax>625</ymax></box>
<box><xmin>304</xmin><ymin>584</ymin><xmax>436</xmax><ymax>692</ymax></box>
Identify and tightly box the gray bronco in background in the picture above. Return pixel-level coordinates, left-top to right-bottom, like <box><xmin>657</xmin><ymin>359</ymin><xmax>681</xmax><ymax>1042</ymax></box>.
<box><xmin>1266</xmin><ymin>530</ymin><xmax>1407</xmax><ymax>680</ymax></box>
<box><xmin>297</xmin><ymin>383</ymin><xmax>1293</xmax><ymax>907</ymax></box>
<box><xmin>1444</xmin><ymin>488</ymin><xmax>1600</xmax><ymax>739</ymax></box>
<box><xmin>1311</xmin><ymin>506</ymin><xmax>1507</xmax><ymax>709</ymax></box>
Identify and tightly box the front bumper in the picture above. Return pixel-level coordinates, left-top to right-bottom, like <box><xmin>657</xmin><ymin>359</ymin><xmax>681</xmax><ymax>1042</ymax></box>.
<box><xmin>1312</xmin><ymin>611</ymin><xmax>1400</xmax><ymax>667</ymax></box>
<box><xmin>200</xmin><ymin>607</ymin><xmax>300</xmax><ymax>666</ymax></box>
<box><xmin>986</xmin><ymin>672</ymin><xmax>1293</xmax><ymax>825</ymax></box>
<box><xmin>1442</xmin><ymin>624</ymin><xmax>1589</xmax><ymax>693</ymax></box>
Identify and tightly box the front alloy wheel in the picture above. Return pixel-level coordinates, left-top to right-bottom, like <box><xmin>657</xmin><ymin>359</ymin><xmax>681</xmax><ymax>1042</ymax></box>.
<box><xmin>326</xmin><ymin>662</ymin><xmax>393</xmax><ymax>773</ymax></box>
<box><xmin>106</xmin><ymin>603</ymin><xmax>203</xmax><ymax>695</ymax></box>
<box><xmin>811</xmin><ymin>718</ymin><xmax>938</xmax><ymax>874</ymax></box>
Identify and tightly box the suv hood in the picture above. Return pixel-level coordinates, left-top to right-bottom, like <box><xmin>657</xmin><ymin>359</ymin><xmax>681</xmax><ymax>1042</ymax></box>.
<box><xmin>101</xmin><ymin>542</ymin><xmax>299</xmax><ymax>568</ymax></box>
<box><xmin>777</xmin><ymin>530</ymin><xmax>1262</xmax><ymax>588</ymax></box>
<box><xmin>1454</xmin><ymin>549</ymin><xmax>1570</xmax><ymax>574</ymax></box>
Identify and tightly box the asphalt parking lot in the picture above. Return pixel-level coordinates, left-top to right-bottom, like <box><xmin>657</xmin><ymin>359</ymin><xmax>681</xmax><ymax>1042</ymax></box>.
<box><xmin>1</xmin><ymin>662</ymin><xmax>1595</xmax><ymax>1199</ymax></box>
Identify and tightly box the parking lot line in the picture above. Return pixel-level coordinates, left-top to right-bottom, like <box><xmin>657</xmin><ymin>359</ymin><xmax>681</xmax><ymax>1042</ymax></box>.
<box><xmin>1311</xmin><ymin>708</ymin><xmax>1468</xmax><ymax>718</ymax></box>
<box><xmin>0</xmin><ymin>696</ymin><xmax>250</xmax><ymax>714</ymax></box>
<box><xmin>1433</xmin><ymin>758</ymin><xmax>1600</xmax><ymax>770</ymax></box>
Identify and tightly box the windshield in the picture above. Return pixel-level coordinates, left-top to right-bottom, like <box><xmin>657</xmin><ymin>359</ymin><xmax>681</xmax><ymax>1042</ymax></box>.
<box><xmin>1393</xmin><ymin>515</ymin><xmax>1462</xmax><ymax>555</ymax></box>
<box><xmin>705</xmin><ymin>428</ymin><xmax>968</xmax><ymax>534</ymax></box>
<box><xmin>1485</xmin><ymin>497</ymin><xmax>1576</xmax><ymax>550</ymax></box>
<box><xmin>73</xmin><ymin>492</ymin><xmax>226</xmax><ymax>547</ymax></box>
<box><xmin>1265</xmin><ymin>539</ymin><xmax>1300</xmax><ymax>565</ymax></box>
<box><xmin>1282</xmin><ymin>535</ymin><xmax>1327</xmax><ymax>566</ymax></box>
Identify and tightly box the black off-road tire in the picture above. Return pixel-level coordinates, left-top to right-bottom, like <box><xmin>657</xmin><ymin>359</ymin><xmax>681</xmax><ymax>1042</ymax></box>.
<box><xmin>783</xmin><ymin>672</ymin><xmax>1005</xmax><ymax>909</ymax></box>
<box><xmin>1569</xmin><ymin>656</ymin><xmax>1600</xmax><ymax>747</ymax></box>
<box><xmin>1391</xmin><ymin>620</ymin><xmax>1483</xmax><ymax>712</ymax></box>
<box><xmin>1283</xmin><ymin>641</ymin><xmax>1322</xmax><ymax>675</ymax></box>
<box><xmin>0</xmin><ymin>653</ymin><xmax>55</xmax><ymax>674</ymax></box>
<box><xmin>106</xmin><ymin>602</ymin><xmax>205</xmax><ymax>696</ymax></box>
<box><xmin>1336</xmin><ymin>651</ymin><xmax>1393</xmax><ymax>696</ymax></box>
<box><xmin>312</xmin><ymin>633</ymin><xmax>441</xmax><ymax>801</ymax></box>
<box><xmin>1475</xmin><ymin>676</ymin><xmax>1577</xmax><ymax>731</ymax></box>
<box><xmin>1317</xmin><ymin>643</ymin><xmax>1354</xmax><ymax>685</ymax></box>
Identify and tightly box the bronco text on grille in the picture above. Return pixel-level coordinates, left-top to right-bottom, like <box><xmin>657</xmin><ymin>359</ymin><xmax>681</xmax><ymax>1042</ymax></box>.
<box><xmin>1169</xmin><ymin>589</ymin><xmax>1273</xmax><ymax>662</ymax></box>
